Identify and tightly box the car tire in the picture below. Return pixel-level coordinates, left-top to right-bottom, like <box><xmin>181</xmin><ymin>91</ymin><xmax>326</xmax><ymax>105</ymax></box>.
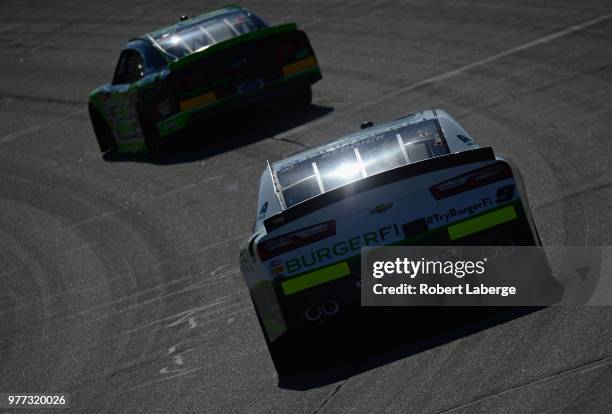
<box><xmin>288</xmin><ymin>84</ymin><xmax>313</xmax><ymax>108</ymax></box>
<box><xmin>137</xmin><ymin>104</ymin><xmax>164</xmax><ymax>157</ymax></box>
<box><xmin>249</xmin><ymin>294</ymin><xmax>296</xmax><ymax>375</ymax></box>
<box><xmin>88</xmin><ymin>104</ymin><xmax>117</xmax><ymax>153</ymax></box>
<box><xmin>267</xmin><ymin>337</ymin><xmax>296</xmax><ymax>375</ymax></box>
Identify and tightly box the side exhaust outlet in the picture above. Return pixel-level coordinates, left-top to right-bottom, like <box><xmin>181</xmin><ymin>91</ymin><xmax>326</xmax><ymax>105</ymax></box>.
<box><xmin>305</xmin><ymin>305</ymin><xmax>322</xmax><ymax>321</ymax></box>
<box><xmin>321</xmin><ymin>299</ymin><xmax>340</xmax><ymax>316</ymax></box>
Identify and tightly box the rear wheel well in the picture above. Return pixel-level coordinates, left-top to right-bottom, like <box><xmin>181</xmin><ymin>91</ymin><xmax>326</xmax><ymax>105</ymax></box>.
<box><xmin>88</xmin><ymin>103</ymin><xmax>116</xmax><ymax>153</ymax></box>
<box><xmin>137</xmin><ymin>102</ymin><xmax>164</xmax><ymax>157</ymax></box>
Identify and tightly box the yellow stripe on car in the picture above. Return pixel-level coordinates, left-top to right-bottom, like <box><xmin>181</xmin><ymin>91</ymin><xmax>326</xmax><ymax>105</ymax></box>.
<box><xmin>447</xmin><ymin>205</ymin><xmax>517</xmax><ymax>240</ymax></box>
<box><xmin>282</xmin><ymin>56</ymin><xmax>318</xmax><ymax>77</ymax></box>
<box><xmin>179</xmin><ymin>91</ymin><xmax>217</xmax><ymax>112</ymax></box>
<box><xmin>282</xmin><ymin>261</ymin><xmax>351</xmax><ymax>295</ymax></box>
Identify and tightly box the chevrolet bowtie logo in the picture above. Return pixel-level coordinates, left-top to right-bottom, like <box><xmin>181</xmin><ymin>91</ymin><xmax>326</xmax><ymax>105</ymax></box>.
<box><xmin>369</xmin><ymin>203</ymin><xmax>393</xmax><ymax>215</ymax></box>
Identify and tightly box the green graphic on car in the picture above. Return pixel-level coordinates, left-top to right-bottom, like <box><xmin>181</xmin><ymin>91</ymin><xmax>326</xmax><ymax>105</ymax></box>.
<box><xmin>88</xmin><ymin>6</ymin><xmax>322</xmax><ymax>156</ymax></box>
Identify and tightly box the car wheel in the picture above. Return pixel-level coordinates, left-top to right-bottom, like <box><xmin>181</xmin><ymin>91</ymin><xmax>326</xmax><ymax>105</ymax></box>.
<box><xmin>249</xmin><ymin>294</ymin><xmax>297</xmax><ymax>375</ymax></box>
<box><xmin>267</xmin><ymin>337</ymin><xmax>297</xmax><ymax>375</ymax></box>
<box><xmin>137</xmin><ymin>104</ymin><xmax>164</xmax><ymax>157</ymax></box>
<box><xmin>88</xmin><ymin>104</ymin><xmax>117</xmax><ymax>153</ymax></box>
<box><xmin>288</xmin><ymin>84</ymin><xmax>313</xmax><ymax>108</ymax></box>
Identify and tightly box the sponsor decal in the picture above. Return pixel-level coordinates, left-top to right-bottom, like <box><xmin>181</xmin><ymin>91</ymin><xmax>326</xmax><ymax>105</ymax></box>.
<box><xmin>259</xmin><ymin>202</ymin><xmax>269</xmax><ymax>216</ymax></box>
<box><xmin>369</xmin><ymin>203</ymin><xmax>393</xmax><ymax>215</ymax></box>
<box><xmin>457</xmin><ymin>134</ymin><xmax>476</xmax><ymax>146</ymax></box>
<box><xmin>496</xmin><ymin>185</ymin><xmax>515</xmax><ymax>204</ymax></box>
<box><xmin>268</xmin><ymin>258</ymin><xmax>282</xmax><ymax>268</ymax></box>
<box><xmin>268</xmin><ymin>258</ymin><xmax>285</xmax><ymax>276</ymax></box>
<box><xmin>282</xmin><ymin>56</ymin><xmax>317</xmax><ymax>77</ymax></box>
<box><xmin>270</xmin><ymin>266</ymin><xmax>285</xmax><ymax>277</ymax></box>
<box><xmin>257</xmin><ymin>202</ymin><xmax>268</xmax><ymax>221</ymax></box>
<box><xmin>447</xmin><ymin>205</ymin><xmax>517</xmax><ymax>240</ymax></box>
<box><xmin>239</xmin><ymin>251</ymin><xmax>254</xmax><ymax>273</ymax></box>
<box><xmin>282</xmin><ymin>262</ymin><xmax>351</xmax><ymax>295</ymax></box>
<box><xmin>284</xmin><ymin>224</ymin><xmax>402</xmax><ymax>275</ymax></box>
<box><xmin>426</xmin><ymin>197</ymin><xmax>493</xmax><ymax>226</ymax></box>
<box><xmin>231</xmin><ymin>57</ymin><xmax>248</xmax><ymax>70</ymax></box>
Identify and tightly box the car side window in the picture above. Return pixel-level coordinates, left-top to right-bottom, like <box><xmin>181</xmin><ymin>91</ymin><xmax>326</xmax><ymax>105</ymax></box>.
<box><xmin>141</xmin><ymin>43</ymin><xmax>167</xmax><ymax>71</ymax></box>
<box><xmin>112</xmin><ymin>50</ymin><xmax>145</xmax><ymax>84</ymax></box>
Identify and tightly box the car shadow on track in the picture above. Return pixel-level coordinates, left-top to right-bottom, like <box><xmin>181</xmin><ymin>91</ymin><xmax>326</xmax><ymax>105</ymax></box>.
<box><xmin>277</xmin><ymin>307</ymin><xmax>542</xmax><ymax>390</ymax></box>
<box><xmin>102</xmin><ymin>103</ymin><xmax>334</xmax><ymax>165</ymax></box>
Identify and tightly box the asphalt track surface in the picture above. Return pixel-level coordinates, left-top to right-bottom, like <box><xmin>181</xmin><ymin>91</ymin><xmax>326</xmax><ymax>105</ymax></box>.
<box><xmin>1</xmin><ymin>1</ymin><xmax>612</xmax><ymax>413</ymax></box>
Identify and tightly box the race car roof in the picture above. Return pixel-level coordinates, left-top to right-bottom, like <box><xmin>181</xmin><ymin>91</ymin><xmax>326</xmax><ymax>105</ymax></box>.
<box><xmin>145</xmin><ymin>6</ymin><xmax>243</xmax><ymax>39</ymax></box>
<box><xmin>143</xmin><ymin>6</ymin><xmax>267</xmax><ymax>60</ymax></box>
<box><xmin>270</xmin><ymin>109</ymin><xmax>479</xmax><ymax>209</ymax></box>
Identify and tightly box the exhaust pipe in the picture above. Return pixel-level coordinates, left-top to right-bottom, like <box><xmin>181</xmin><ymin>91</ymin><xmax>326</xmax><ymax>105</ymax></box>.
<box><xmin>305</xmin><ymin>305</ymin><xmax>322</xmax><ymax>321</ymax></box>
<box><xmin>321</xmin><ymin>299</ymin><xmax>340</xmax><ymax>316</ymax></box>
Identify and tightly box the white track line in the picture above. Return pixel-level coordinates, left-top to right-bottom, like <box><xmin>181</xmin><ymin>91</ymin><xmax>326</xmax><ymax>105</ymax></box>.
<box><xmin>277</xmin><ymin>13</ymin><xmax>612</xmax><ymax>140</ymax></box>
<box><xmin>440</xmin><ymin>355</ymin><xmax>612</xmax><ymax>413</ymax></box>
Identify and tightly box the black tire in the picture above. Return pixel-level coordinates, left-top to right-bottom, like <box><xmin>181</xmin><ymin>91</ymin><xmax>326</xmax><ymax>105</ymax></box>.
<box><xmin>249</xmin><ymin>294</ymin><xmax>297</xmax><ymax>375</ymax></box>
<box><xmin>88</xmin><ymin>103</ymin><xmax>117</xmax><ymax>153</ymax></box>
<box><xmin>267</xmin><ymin>337</ymin><xmax>297</xmax><ymax>375</ymax></box>
<box><xmin>287</xmin><ymin>84</ymin><xmax>313</xmax><ymax>108</ymax></box>
<box><xmin>137</xmin><ymin>104</ymin><xmax>164</xmax><ymax>157</ymax></box>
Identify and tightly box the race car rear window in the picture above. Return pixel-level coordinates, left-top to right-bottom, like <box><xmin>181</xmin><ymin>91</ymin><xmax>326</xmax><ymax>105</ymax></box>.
<box><xmin>152</xmin><ymin>10</ymin><xmax>267</xmax><ymax>59</ymax></box>
<box><xmin>399</xmin><ymin>122</ymin><xmax>449</xmax><ymax>162</ymax></box>
<box><xmin>357</xmin><ymin>132</ymin><xmax>406</xmax><ymax>176</ymax></box>
<box><xmin>273</xmin><ymin>119</ymin><xmax>450</xmax><ymax>208</ymax></box>
<box><xmin>282</xmin><ymin>177</ymin><xmax>321</xmax><ymax>208</ymax></box>
<box><xmin>312</xmin><ymin>147</ymin><xmax>363</xmax><ymax>192</ymax></box>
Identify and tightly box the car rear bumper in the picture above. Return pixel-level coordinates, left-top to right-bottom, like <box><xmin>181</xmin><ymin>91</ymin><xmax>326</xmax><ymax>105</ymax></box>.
<box><xmin>256</xmin><ymin>199</ymin><xmax>542</xmax><ymax>342</ymax></box>
<box><xmin>156</xmin><ymin>67</ymin><xmax>322</xmax><ymax>138</ymax></box>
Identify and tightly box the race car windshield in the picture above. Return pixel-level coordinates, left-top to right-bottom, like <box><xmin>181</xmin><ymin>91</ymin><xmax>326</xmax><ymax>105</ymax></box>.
<box><xmin>152</xmin><ymin>10</ymin><xmax>267</xmax><ymax>59</ymax></box>
<box><xmin>273</xmin><ymin>119</ymin><xmax>450</xmax><ymax>208</ymax></box>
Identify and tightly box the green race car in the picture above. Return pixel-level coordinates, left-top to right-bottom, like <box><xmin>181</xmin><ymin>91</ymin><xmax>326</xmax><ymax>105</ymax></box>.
<box><xmin>88</xmin><ymin>6</ymin><xmax>322</xmax><ymax>155</ymax></box>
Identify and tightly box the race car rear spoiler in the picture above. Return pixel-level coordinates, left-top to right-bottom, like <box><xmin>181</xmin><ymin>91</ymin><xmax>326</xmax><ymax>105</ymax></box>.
<box><xmin>264</xmin><ymin>147</ymin><xmax>496</xmax><ymax>232</ymax></box>
<box><xmin>168</xmin><ymin>23</ymin><xmax>299</xmax><ymax>71</ymax></box>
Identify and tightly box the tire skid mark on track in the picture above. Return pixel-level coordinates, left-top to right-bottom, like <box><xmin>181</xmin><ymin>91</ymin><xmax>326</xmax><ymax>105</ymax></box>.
<box><xmin>2</xmin><ymin>262</ymin><xmax>243</xmax><ymax>341</ymax></box>
<box><xmin>0</xmin><ymin>161</ymin><xmax>258</xmax><ymax>246</ymax></box>
<box><xmin>51</xmin><ymin>306</ymin><xmax>255</xmax><ymax>396</ymax></box>
<box><xmin>89</xmin><ymin>301</ymin><xmax>250</xmax><ymax>354</ymax></box>
<box><xmin>276</xmin><ymin>13</ymin><xmax>612</xmax><ymax>141</ymax></box>
<box><xmin>427</xmin><ymin>57</ymin><xmax>612</xmax><ymax>212</ymax></box>
<box><xmin>85</xmin><ymin>269</ymin><xmax>242</xmax><ymax>327</ymax></box>
<box><xmin>68</xmin><ymin>265</ymin><xmax>240</xmax><ymax>321</ymax></box>
<box><xmin>457</xmin><ymin>92</ymin><xmax>612</xmax><ymax>206</ymax></box>
<box><xmin>0</xmin><ymin>159</ymin><xmax>259</xmax><ymax>295</ymax></box>
<box><xmin>0</xmin><ymin>234</ymin><xmax>246</xmax><ymax>318</ymax></box>
<box><xmin>126</xmin><ymin>313</ymin><xmax>266</xmax><ymax>393</ymax></box>
<box><xmin>311</xmin><ymin>380</ymin><xmax>349</xmax><ymax>414</ymax></box>
<box><xmin>0</xmin><ymin>157</ymin><xmax>250</xmax><ymax>368</ymax></box>
<box><xmin>0</xmin><ymin>92</ymin><xmax>85</xmax><ymax>106</ymax></box>
<box><xmin>0</xmin><ymin>108</ymin><xmax>86</xmax><ymax>143</ymax></box>
<box><xmin>537</xmin><ymin>179</ymin><xmax>612</xmax><ymax>209</ymax></box>
<box><xmin>0</xmin><ymin>291</ymin><xmax>247</xmax><ymax>355</ymax></box>
<box><xmin>0</xmin><ymin>241</ymin><xmax>98</xmax><ymax>279</ymax></box>
<box><xmin>83</xmin><ymin>305</ymin><xmax>254</xmax><ymax>387</ymax></box>
<box><xmin>427</xmin><ymin>39</ymin><xmax>612</xmax><ymax>123</ymax></box>
<box><xmin>0</xmin><ymin>1</ymin><xmax>167</xmax><ymax>143</ymax></box>
<box><xmin>0</xmin><ymin>22</ymin><xmax>25</xmax><ymax>34</ymax></box>
<box><xmin>3</xmin><ymin>1</ymin><xmax>612</xmax><ymax>412</ymax></box>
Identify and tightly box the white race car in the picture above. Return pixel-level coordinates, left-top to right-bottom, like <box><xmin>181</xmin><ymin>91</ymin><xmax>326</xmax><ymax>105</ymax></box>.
<box><xmin>239</xmin><ymin>109</ymin><xmax>541</xmax><ymax>372</ymax></box>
